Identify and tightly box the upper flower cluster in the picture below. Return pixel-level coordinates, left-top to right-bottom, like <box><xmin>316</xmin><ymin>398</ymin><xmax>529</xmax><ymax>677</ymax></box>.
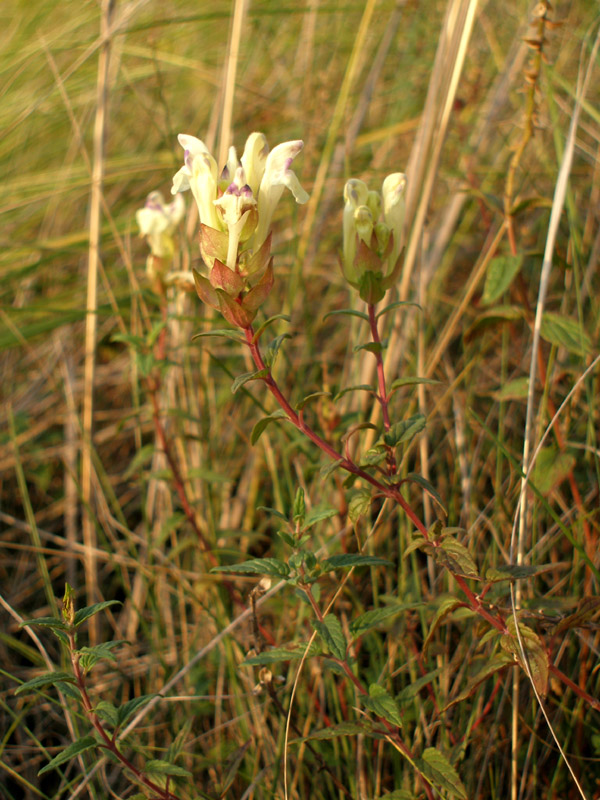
<box><xmin>342</xmin><ymin>173</ymin><xmax>407</xmax><ymax>304</ymax></box>
<box><xmin>171</xmin><ymin>132</ymin><xmax>308</xmax><ymax>327</ymax></box>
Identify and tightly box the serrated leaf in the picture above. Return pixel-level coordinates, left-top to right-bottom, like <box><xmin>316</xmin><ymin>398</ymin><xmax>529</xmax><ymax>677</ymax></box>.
<box><xmin>20</xmin><ymin>616</ymin><xmax>68</xmax><ymax>631</ymax></box>
<box><xmin>348</xmin><ymin>489</ymin><xmax>372</xmax><ymax>522</ymax></box>
<box><xmin>145</xmin><ymin>760</ymin><xmax>192</xmax><ymax>778</ymax></box>
<box><xmin>418</xmin><ymin>748</ymin><xmax>467</xmax><ymax>799</ymax></box>
<box><xmin>531</xmin><ymin>447</ymin><xmax>575</xmax><ymax>495</ymax></box>
<box><xmin>250</xmin><ymin>410</ymin><xmax>288</xmax><ymax>444</ymax></box>
<box><xmin>77</xmin><ymin>641</ymin><xmax>127</xmax><ymax>673</ymax></box>
<box><xmin>362</xmin><ymin>684</ymin><xmax>402</xmax><ymax>728</ymax></box>
<box><xmin>38</xmin><ymin>735</ymin><xmax>96</xmax><ymax>775</ymax></box>
<box><xmin>73</xmin><ymin>600</ymin><xmax>121</xmax><ymax>628</ymax></box>
<box><xmin>313</xmin><ymin>615</ymin><xmax>347</xmax><ymax>661</ymax></box>
<box><xmin>423</xmin><ymin>597</ymin><xmax>465</xmax><ymax>653</ymax></box>
<box><xmin>434</xmin><ymin>539</ymin><xmax>479</xmax><ymax>579</ymax></box>
<box><xmin>540</xmin><ymin>311</ymin><xmax>591</xmax><ymax>356</ymax></box>
<box><xmin>212</xmin><ymin>558</ymin><xmax>290</xmax><ymax>577</ymax></box>
<box><xmin>323</xmin><ymin>554</ymin><xmax>392</xmax><ymax>570</ymax></box>
<box><xmin>231</xmin><ymin>369</ymin><xmax>268</xmax><ymax>394</ymax></box>
<box><xmin>192</xmin><ymin>328</ymin><xmax>245</xmax><ymax>343</ymax></box>
<box><xmin>555</xmin><ymin>596</ymin><xmax>600</xmax><ymax>635</ymax></box>
<box><xmin>303</xmin><ymin>506</ymin><xmax>338</xmax><ymax>529</ymax></box>
<box><xmin>349</xmin><ymin>602</ymin><xmax>422</xmax><ymax>639</ymax></box>
<box><xmin>485</xmin><ymin>563</ymin><xmax>555</xmax><ymax>582</ymax></box>
<box><xmin>242</xmin><ymin>641</ymin><xmax>321</xmax><ymax>666</ymax></box>
<box><xmin>481</xmin><ymin>254</ymin><xmax>523</xmax><ymax>306</ymax></box>
<box><xmin>383</xmin><ymin>415</ymin><xmax>426</xmax><ymax>448</ymax></box>
<box><xmin>444</xmin><ymin>653</ymin><xmax>514</xmax><ymax>711</ymax></box>
<box><xmin>15</xmin><ymin>671</ymin><xmax>76</xmax><ymax>695</ymax></box>
<box><xmin>95</xmin><ymin>700</ymin><xmax>119</xmax><ymax>727</ymax></box>
<box><xmin>116</xmin><ymin>694</ymin><xmax>156</xmax><ymax>727</ymax></box>
<box><xmin>501</xmin><ymin>619</ymin><xmax>548</xmax><ymax>697</ymax></box>
<box><xmin>404</xmin><ymin>473</ymin><xmax>447</xmax><ymax>514</ymax></box>
<box><xmin>323</xmin><ymin>308</ymin><xmax>369</xmax><ymax>322</ymax></box>
<box><xmin>291</xmin><ymin>721</ymin><xmax>376</xmax><ymax>743</ymax></box>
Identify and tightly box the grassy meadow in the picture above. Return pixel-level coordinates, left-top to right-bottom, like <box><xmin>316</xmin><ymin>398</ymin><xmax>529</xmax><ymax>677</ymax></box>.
<box><xmin>1</xmin><ymin>0</ymin><xmax>600</xmax><ymax>798</ymax></box>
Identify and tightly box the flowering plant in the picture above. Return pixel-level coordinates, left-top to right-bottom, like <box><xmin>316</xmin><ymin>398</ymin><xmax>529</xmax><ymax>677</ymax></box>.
<box><xmin>136</xmin><ymin>191</ymin><xmax>185</xmax><ymax>283</ymax></box>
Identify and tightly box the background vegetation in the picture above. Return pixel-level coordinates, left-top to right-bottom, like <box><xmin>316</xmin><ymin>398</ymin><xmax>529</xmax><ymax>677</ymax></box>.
<box><xmin>1</xmin><ymin>0</ymin><xmax>599</xmax><ymax>798</ymax></box>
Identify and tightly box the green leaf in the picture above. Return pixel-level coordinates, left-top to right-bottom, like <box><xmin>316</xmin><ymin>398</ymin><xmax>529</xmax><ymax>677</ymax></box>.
<box><xmin>242</xmin><ymin>641</ymin><xmax>321</xmax><ymax>666</ymax></box>
<box><xmin>359</xmin><ymin>447</ymin><xmax>387</xmax><ymax>467</ymax></box>
<box><xmin>20</xmin><ymin>616</ymin><xmax>68</xmax><ymax>631</ymax></box>
<box><xmin>540</xmin><ymin>311</ymin><xmax>591</xmax><ymax>356</ymax></box>
<box><xmin>418</xmin><ymin>748</ymin><xmax>467</xmax><ymax>799</ymax></box>
<box><xmin>95</xmin><ymin>700</ymin><xmax>119</xmax><ymax>727</ymax></box>
<box><xmin>349</xmin><ymin>603</ymin><xmax>422</xmax><ymax>639</ymax></box>
<box><xmin>291</xmin><ymin>721</ymin><xmax>377</xmax><ymax>743</ymax></box>
<box><xmin>313</xmin><ymin>615</ymin><xmax>347</xmax><ymax>661</ymax></box>
<box><xmin>383</xmin><ymin>415</ymin><xmax>426</xmax><ymax>448</ymax></box>
<box><xmin>404</xmin><ymin>473</ymin><xmax>447</xmax><ymax>514</ymax></box>
<box><xmin>212</xmin><ymin>558</ymin><xmax>290</xmax><ymax>578</ymax></box>
<box><xmin>555</xmin><ymin>596</ymin><xmax>600</xmax><ymax>635</ymax></box>
<box><xmin>333</xmin><ymin>384</ymin><xmax>375</xmax><ymax>401</ymax></box>
<box><xmin>15</xmin><ymin>671</ymin><xmax>76</xmax><ymax>695</ymax></box>
<box><xmin>403</xmin><ymin>535</ymin><xmax>430</xmax><ymax>558</ymax></box>
<box><xmin>323</xmin><ymin>308</ymin><xmax>369</xmax><ymax>322</ymax></box>
<box><xmin>354</xmin><ymin>341</ymin><xmax>383</xmax><ymax>354</ymax></box>
<box><xmin>218</xmin><ymin>740</ymin><xmax>251</xmax><ymax>796</ymax></box>
<box><xmin>348</xmin><ymin>489</ymin><xmax>372</xmax><ymax>522</ymax></box>
<box><xmin>362</xmin><ymin>684</ymin><xmax>403</xmax><ymax>728</ymax></box>
<box><xmin>250</xmin><ymin>409</ymin><xmax>288</xmax><ymax>444</ymax></box>
<box><xmin>485</xmin><ymin>563</ymin><xmax>556</xmax><ymax>582</ymax></box>
<box><xmin>376</xmin><ymin>300</ymin><xmax>421</xmax><ymax>320</ymax></box>
<box><xmin>423</xmin><ymin>596</ymin><xmax>465</xmax><ymax>653</ymax></box>
<box><xmin>73</xmin><ymin>600</ymin><xmax>121</xmax><ymax>628</ymax></box>
<box><xmin>145</xmin><ymin>760</ymin><xmax>192</xmax><ymax>779</ymax></box>
<box><xmin>303</xmin><ymin>506</ymin><xmax>338</xmax><ymax>529</ymax></box>
<box><xmin>231</xmin><ymin>369</ymin><xmax>268</xmax><ymax>394</ymax></box>
<box><xmin>38</xmin><ymin>735</ymin><xmax>96</xmax><ymax>775</ymax></box>
<box><xmin>77</xmin><ymin>641</ymin><xmax>127</xmax><ymax>673</ymax></box>
<box><xmin>257</xmin><ymin>505</ymin><xmax>289</xmax><ymax>522</ymax></box>
<box><xmin>434</xmin><ymin>538</ymin><xmax>479</xmax><ymax>579</ymax></box>
<box><xmin>444</xmin><ymin>653</ymin><xmax>514</xmax><ymax>711</ymax></box>
<box><xmin>295</xmin><ymin>391</ymin><xmax>331</xmax><ymax>411</ymax></box>
<box><xmin>192</xmin><ymin>328</ymin><xmax>245</xmax><ymax>343</ymax></box>
<box><xmin>323</xmin><ymin>554</ymin><xmax>392</xmax><ymax>570</ymax></box>
<box><xmin>252</xmin><ymin>314</ymin><xmax>290</xmax><ymax>343</ymax></box>
<box><xmin>531</xmin><ymin>446</ymin><xmax>575</xmax><ymax>495</ymax></box>
<box><xmin>501</xmin><ymin>619</ymin><xmax>549</xmax><ymax>697</ymax></box>
<box><xmin>116</xmin><ymin>694</ymin><xmax>156</xmax><ymax>727</ymax></box>
<box><xmin>481</xmin><ymin>254</ymin><xmax>523</xmax><ymax>306</ymax></box>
